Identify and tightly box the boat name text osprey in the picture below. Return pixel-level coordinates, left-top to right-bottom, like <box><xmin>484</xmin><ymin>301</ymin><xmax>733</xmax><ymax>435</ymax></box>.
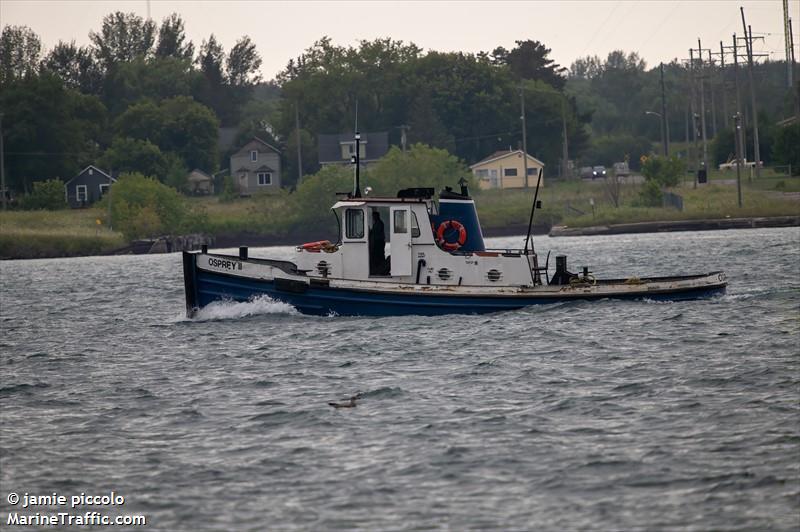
<box><xmin>207</xmin><ymin>257</ymin><xmax>243</xmax><ymax>271</ymax></box>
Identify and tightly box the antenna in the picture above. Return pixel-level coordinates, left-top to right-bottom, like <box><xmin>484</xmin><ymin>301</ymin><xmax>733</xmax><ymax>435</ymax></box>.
<box><xmin>352</xmin><ymin>98</ymin><xmax>362</xmax><ymax>198</ymax></box>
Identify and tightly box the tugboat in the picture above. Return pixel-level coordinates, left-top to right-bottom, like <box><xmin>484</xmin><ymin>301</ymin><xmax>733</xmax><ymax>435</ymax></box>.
<box><xmin>182</xmin><ymin>134</ymin><xmax>727</xmax><ymax>317</ymax></box>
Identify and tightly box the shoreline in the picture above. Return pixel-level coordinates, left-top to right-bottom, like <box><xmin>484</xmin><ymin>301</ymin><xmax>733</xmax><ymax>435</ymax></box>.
<box><xmin>548</xmin><ymin>216</ymin><xmax>800</xmax><ymax>237</ymax></box>
<box><xmin>2</xmin><ymin>217</ymin><xmax>797</xmax><ymax>260</ymax></box>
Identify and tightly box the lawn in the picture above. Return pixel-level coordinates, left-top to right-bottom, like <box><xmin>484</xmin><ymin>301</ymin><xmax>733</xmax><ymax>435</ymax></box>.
<box><xmin>0</xmin><ymin>208</ymin><xmax>125</xmax><ymax>259</ymax></box>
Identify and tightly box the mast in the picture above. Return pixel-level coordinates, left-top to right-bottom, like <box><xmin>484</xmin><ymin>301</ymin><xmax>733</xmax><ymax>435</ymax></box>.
<box><xmin>352</xmin><ymin>99</ymin><xmax>361</xmax><ymax>198</ymax></box>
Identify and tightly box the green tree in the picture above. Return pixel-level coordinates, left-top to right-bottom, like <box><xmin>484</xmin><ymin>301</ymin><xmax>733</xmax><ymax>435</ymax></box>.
<box><xmin>155</xmin><ymin>13</ymin><xmax>194</xmax><ymax>61</ymax></box>
<box><xmin>18</xmin><ymin>179</ymin><xmax>67</xmax><ymax>210</ymax></box>
<box><xmin>102</xmin><ymin>56</ymin><xmax>200</xmax><ymax>115</ymax></box>
<box><xmin>499</xmin><ymin>40</ymin><xmax>567</xmax><ymax>89</ymax></box>
<box><xmin>113</xmin><ymin>96</ymin><xmax>219</xmax><ymax>172</ymax></box>
<box><xmin>0</xmin><ymin>25</ymin><xmax>41</xmax><ymax>86</ymax></box>
<box><xmin>366</xmin><ymin>144</ymin><xmax>473</xmax><ymax>195</ymax></box>
<box><xmin>583</xmin><ymin>134</ymin><xmax>654</xmax><ymax>169</ymax></box>
<box><xmin>773</xmin><ymin>122</ymin><xmax>800</xmax><ymax>174</ymax></box>
<box><xmin>90</xmin><ymin>12</ymin><xmax>155</xmax><ymax>69</ymax></box>
<box><xmin>40</xmin><ymin>40</ymin><xmax>103</xmax><ymax>94</ymax></box>
<box><xmin>0</xmin><ymin>73</ymin><xmax>101</xmax><ymax>191</ymax></box>
<box><xmin>641</xmin><ymin>155</ymin><xmax>685</xmax><ymax>187</ymax></box>
<box><xmin>106</xmin><ymin>172</ymin><xmax>204</xmax><ymax>239</ymax></box>
<box><xmin>100</xmin><ymin>137</ymin><xmax>167</xmax><ymax>178</ymax></box>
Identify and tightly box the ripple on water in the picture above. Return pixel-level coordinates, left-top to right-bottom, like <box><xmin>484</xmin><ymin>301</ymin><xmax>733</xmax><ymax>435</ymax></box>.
<box><xmin>0</xmin><ymin>228</ymin><xmax>798</xmax><ymax>530</ymax></box>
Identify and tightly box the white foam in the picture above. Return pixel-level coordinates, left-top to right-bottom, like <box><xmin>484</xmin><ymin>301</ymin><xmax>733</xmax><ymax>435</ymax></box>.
<box><xmin>190</xmin><ymin>295</ymin><xmax>299</xmax><ymax>321</ymax></box>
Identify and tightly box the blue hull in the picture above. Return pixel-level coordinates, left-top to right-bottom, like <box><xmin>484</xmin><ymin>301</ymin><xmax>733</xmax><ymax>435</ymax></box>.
<box><xmin>188</xmin><ymin>264</ymin><xmax>726</xmax><ymax>318</ymax></box>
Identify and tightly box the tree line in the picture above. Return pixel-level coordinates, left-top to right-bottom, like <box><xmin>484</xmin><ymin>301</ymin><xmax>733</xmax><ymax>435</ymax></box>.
<box><xmin>1</xmin><ymin>12</ymin><xmax>797</xmax><ymax>198</ymax></box>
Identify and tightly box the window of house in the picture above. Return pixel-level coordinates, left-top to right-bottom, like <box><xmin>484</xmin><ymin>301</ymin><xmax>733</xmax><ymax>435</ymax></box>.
<box><xmin>88</xmin><ymin>168</ymin><xmax>94</xmax><ymax>176</ymax></box>
<box><xmin>340</xmin><ymin>142</ymin><xmax>368</xmax><ymax>160</ymax></box>
<box><xmin>76</xmin><ymin>185</ymin><xmax>88</xmax><ymax>202</ymax></box>
<box><xmin>393</xmin><ymin>210</ymin><xmax>408</xmax><ymax>234</ymax></box>
<box><xmin>476</xmin><ymin>169</ymin><xmax>489</xmax><ymax>178</ymax></box>
<box><xmin>504</xmin><ymin>168</ymin><xmax>518</xmax><ymax>177</ymax></box>
<box><xmin>99</xmin><ymin>184</ymin><xmax>109</xmax><ymax>196</ymax></box>
<box><xmin>345</xmin><ymin>209</ymin><xmax>364</xmax><ymax>239</ymax></box>
<box><xmin>527</xmin><ymin>167</ymin><xmax>537</xmax><ymax>175</ymax></box>
<box><xmin>257</xmin><ymin>172</ymin><xmax>271</xmax><ymax>185</ymax></box>
<box><xmin>250</xmin><ymin>150</ymin><xmax>258</xmax><ymax>162</ymax></box>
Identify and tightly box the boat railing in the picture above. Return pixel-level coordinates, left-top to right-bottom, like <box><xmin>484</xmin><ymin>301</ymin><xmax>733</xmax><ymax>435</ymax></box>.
<box><xmin>452</xmin><ymin>248</ymin><xmax>535</xmax><ymax>257</ymax></box>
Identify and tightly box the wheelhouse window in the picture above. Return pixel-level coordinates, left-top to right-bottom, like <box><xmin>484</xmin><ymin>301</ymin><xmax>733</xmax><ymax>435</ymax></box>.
<box><xmin>257</xmin><ymin>172</ymin><xmax>271</xmax><ymax>185</ymax></box>
<box><xmin>76</xmin><ymin>185</ymin><xmax>88</xmax><ymax>202</ymax></box>
<box><xmin>393</xmin><ymin>210</ymin><xmax>408</xmax><ymax>233</ymax></box>
<box><xmin>250</xmin><ymin>150</ymin><xmax>258</xmax><ymax>162</ymax></box>
<box><xmin>411</xmin><ymin>212</ymin><xmax>421</xmax><ymax>238</ymax></box>
<box><xmin>504</xmin><ymin>168</ymin><xmax>518</xmax><ymax>177</ymax></box>
<box><xmin>345</xmin><ymin>209</ymin><xmax>364</xmax><ymax>239</ymax></box>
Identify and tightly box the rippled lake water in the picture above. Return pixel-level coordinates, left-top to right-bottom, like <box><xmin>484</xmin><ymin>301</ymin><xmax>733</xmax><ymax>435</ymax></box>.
<box><xmin>1</xmin><ymin>228</ymin><xmax>799</xmax><ymax>530</ymax></box>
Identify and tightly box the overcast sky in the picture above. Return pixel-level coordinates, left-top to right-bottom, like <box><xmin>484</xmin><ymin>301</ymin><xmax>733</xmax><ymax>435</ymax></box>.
<box><xmin>2</xmin><ymin>0</ymin><xmax>798</xmax><ymax>79</ymax></box>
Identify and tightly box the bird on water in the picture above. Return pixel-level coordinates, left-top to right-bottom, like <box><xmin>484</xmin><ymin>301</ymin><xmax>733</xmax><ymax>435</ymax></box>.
<box><xmin>328</xmin><ymin>393</ymin><xmax>363</xmax><ymax>408</ymax></box>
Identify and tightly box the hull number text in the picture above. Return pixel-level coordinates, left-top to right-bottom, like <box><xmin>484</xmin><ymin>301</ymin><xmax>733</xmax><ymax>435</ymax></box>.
<box><xmin>207</xmin><ymin>258</ymin><xmax>243</xmax><ymax>271</ymax></box>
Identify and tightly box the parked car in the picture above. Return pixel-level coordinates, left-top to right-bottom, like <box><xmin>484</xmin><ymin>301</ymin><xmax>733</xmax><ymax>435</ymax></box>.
<box><xmin>592</xmin><ymin>165</ymin><xmax>607</xmax><ymax>179</ymax></box>
<box><xmin>579</xmin><ymin>166</ymin><xmax>593</xmax><ymax>179</ymax></box>
<box><xmin>613</xmin><ymin>162</ymin><xmax>630</xmax><ymax>176</ymax></box>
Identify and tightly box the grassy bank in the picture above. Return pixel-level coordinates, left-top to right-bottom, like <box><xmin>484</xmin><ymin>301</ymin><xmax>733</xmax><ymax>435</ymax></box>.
<box><xmin>0</xmin><ymin>209</ymin><xmax>125</xmax><ymax>259</ymax></box>
<box><xmin>2</xmin><ymin>175</ymin><xmax>798</xmax><ymax>259</ymax></box>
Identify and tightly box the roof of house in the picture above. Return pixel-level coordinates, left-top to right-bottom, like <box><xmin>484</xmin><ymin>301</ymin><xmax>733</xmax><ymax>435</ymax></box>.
<box><xmin>64</xmin><ymin>165</ymin><xmax>117</xmax><ymax>186</ymax></box>
<box><xmin>469</xmin><ymin>150</ymin><xmax>545</xmax><ymax>169</ymax></box>
<box><xmin>233</xmin><ymin>136</ymin><xmax>280</xmax><ymax>156</ymax></box>
<box><xmin>318</xmin><ymin>131</ymin><xmax>390</xmax><ymax>164</ymax></box>
<box><xmin>187</xmin><ymin>169</ymin><xmax>212</xmax><ymax>182</ymax></box>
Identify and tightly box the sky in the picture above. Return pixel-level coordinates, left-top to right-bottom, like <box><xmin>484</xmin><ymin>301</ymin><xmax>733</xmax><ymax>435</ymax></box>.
<box><xmin>1</xmin><ymin>0</ymin><xmax>798</xmax><ymax>79</ymax></box>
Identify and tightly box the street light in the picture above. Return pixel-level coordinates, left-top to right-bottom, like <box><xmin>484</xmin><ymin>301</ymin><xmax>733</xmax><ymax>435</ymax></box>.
<box><xmin>645</xmin><ymin>111</ymin><xmax>667</xmax><ymax>157</ymax></box>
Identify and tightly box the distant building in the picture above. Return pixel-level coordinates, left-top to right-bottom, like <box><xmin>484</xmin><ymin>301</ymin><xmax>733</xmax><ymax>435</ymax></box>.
<box><xmin>186</xmin><ymin>169</ymin><xmax>214</xmax><ymax>195</ymax></box>
<box><xmin>64</xmin><ymin>165</ymin><xmax>116</xmax><ymax>208</ymax></box>
<box><xmin>318</xmin><ymin>132</ymin><xmax>389</xmax><ymax>166</ymax></box>
<box><xmin>229</xmin><ymin>137</ymin><xmax>281</xmax><ymax>195</ymax></box>
<box><xmin>469</xmin><ymin>150</ymin><xmax>545</xmax><ymax>190</ymax></box>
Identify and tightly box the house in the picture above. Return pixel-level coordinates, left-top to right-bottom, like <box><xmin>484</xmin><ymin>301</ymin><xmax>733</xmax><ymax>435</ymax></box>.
<box><xmin>64</xmin><ymin>165</ymin><xmax>116</xmax><ymax>208</ymax></box>
<box><xmin>186</xmin><ymin>169</ymin><xmax>214</xmax><ymax>195</ymax></box>
<box><xmin>318</xmin><ymin>131</ymin><xmax>390</xmax><ymax>166</ymax></box>
<box><xmin>229</xmin><ymin>137</ymin><xmax>281</xmax><ymax>195</ymax></box>
<box><xmin>469</xmin><ymin>150</ymin><xmax>545</xmax><ymax>190</ymax></box>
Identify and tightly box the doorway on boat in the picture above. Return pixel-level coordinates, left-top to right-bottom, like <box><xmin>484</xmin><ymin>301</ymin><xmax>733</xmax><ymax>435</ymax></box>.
<box><xmin>369</xmin><ymin>207</ymin><xmax>390</xmax><ymax>276</ymax></box>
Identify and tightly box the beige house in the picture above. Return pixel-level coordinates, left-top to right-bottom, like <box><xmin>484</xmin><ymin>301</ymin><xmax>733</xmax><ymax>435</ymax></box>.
<box><xmin>186</xmin><ymin>169</ymin><xmax>214</xmax><ymax>195</ymax></box>
<box><xmin>230</xmin><ymin>137</ymin><xmax>281</xmax><ymax>195</ymax></box>
<box><xmin>470</xmin><ymin>150</ymin><xmax>545</xmax><ymax>190</ymax></box>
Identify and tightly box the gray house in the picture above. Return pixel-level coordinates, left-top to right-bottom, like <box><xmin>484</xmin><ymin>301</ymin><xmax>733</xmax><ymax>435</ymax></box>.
<box><xmin>229</xmin><ymin>137</ymin><xmax>281</xmax><ymax>195</ymax></box>
<box><xmin>64</xmin><ymin>165</ymin><xmax>116</xmax><ymax>208</ymax></box>
<box><xmin>318</xmin><ymin>132</ymin><xmax>390</xmax><ymax>166</ymax></box>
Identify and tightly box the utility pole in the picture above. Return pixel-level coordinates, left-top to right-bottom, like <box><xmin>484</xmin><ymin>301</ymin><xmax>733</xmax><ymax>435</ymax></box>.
<box><xmin>561</xmin><ymin>97</ymin><xmax>569</xmax><ymax>179</ymax></box>
<box><xmin>399</xmin><ymin>124</ymin><xmax>409</xmax><ymax>152</ymax></box>
<box><xmin>784</xmin><ymin>0</ymin><xmax>793</xmax><ymax>88</ymax></box>
<box><xmin>741</xmin><ymin>7</ymin><xmax>761</xmax><ymax>178</ymax></box>
<box><xmin>734</xmin><ymin>112</ymin><xmax>743</xmax><ymax>207</ymax></box>
<box><xmin>108</xmin><ymin>166</ymin><xmax>113</xmax><ymax>231</ymax></box>
<box><xmin>660</xmin><ymin>63</ymin><xmax>669</xmax><ymax>156</ymax></box>
<box><xmin>0</xmin><ymin>113</ymin><xmax>5</xmax><ymax>211</ymax></box>
<box><xmin>697</xmin><ymin>39</ymin><xmax>710</xmax><ymax>179</ymax></box>
<box><xmin>719</xmin><ymin>41</ymin><xmax>729</xmax><ymax>128</ymax></box>
<box><xmin>733</xmin><ymin>33</ymin><xmax>747</xmax><ymax>164</ymax></box>
<box><xmin>520</xmin><ymin>85</ymin><xmax>529</xmax><ymax>187</ymax></box>
<box><xmin>295</xmin><ymin>102</ymin><xmax>303</xmax><ymax>184</ymax></box>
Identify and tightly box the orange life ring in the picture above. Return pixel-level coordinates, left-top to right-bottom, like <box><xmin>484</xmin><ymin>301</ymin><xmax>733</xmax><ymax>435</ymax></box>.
<box><xmin>436</xmin><ymin>220</ymin><xmax>467</xmax><ymax>251</ymax></box>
